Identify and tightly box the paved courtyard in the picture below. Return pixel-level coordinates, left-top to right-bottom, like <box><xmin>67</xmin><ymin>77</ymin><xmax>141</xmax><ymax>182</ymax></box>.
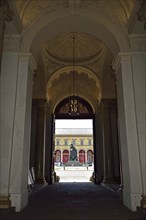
<box><xmin>55</xmin><ymin>166</ymin><xmax>93</xmax><ymax>182</ymax></box>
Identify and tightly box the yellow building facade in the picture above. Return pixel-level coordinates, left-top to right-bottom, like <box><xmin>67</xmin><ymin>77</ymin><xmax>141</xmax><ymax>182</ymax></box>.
<box><xmin>54</xmin><ymin>134</ymin><xmax>93</xmax><ymax>165</ymax></box>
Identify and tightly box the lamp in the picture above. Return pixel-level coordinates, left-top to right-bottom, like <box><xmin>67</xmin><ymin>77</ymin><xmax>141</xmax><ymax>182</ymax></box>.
<box><xmin>69</xmin><ymin>34</ymin><xmax>79</xmax><ymax>116</ymax></box>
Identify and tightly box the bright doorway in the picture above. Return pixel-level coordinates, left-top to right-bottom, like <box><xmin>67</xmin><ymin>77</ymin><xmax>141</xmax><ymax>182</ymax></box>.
<box><xmin>54</xmin><ymin>119</ymin><xmax>94</xmax><ymax>182</ymax></box>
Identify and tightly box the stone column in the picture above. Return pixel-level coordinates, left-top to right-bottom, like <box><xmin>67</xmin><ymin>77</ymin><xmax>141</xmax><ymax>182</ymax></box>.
<box><xmin>129</xmin><ymin>34</ymin><xmax>146</xmax><ymax>210</ymax></box>
<box><xmin>61</xmin><ymin>149</ymin><xmax>63</xmax><ymax>164</ymax></box>
<box><xmin>101</xmin><ymin>99</ymin><xmax>114</xmax><ymax>183</ymax></box>
<box><xmin>107</xmin><ymin>99</ymin><xmax>121</xmax><ymax>183</ymax></box>
<box><xmin>9</xmin><ymin>54</ymin><xmax>36</xmax><ymax>212</ymax></box>
<box><xmin>93</xmin><ymin>109</ymin><xmax>104</xmax><ymax>184</ymax></box>
<box><xmin>85</xmin><ymin>150</ymin><xmax>88</xmax><ymax>164</ymax></box>
<box><xmin>0</xmin><ymin>46</ymin><xmax>36</xmax><ymax>211</ymax></box>
<box><xmin>0</xmin><ymin>34</ymin><xmax>36</xmax><ymax>211</ymax></box>
<box><xmin>112</xmin><ymin>43</ymin><xmax>145</xmax><ymax>211</ymax></box>
<box><xmin>34</xmin><ymin>100</ymin><xmax>46</xmax><ymax>183</ymax></box>
<box><xmin>29</xmin><ymin>102</ymin><xmax>38</xmax><ymax>169</ymax></box>
<box><xmin>45</xmin><ymin>107</ymin><xmax>54</xmax><ymax>184</ymax></box>
<box><xmin>0</xmin><ymin>0</ymin><xmax>13</xmax><ymax>73</ymax></box>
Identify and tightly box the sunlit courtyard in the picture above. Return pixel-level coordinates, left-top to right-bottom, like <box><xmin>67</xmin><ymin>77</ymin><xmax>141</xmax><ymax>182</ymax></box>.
<box><xmin>55</xmin><ymin>166</ymin><xmax>93</xmax><ymax>182</ymax></box>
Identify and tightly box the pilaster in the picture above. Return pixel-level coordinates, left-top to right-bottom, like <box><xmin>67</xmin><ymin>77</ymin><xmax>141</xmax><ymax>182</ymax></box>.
<box><xmin>0</xmin><ymin>50</ymin><xmax>37</xmax><ymax>211</ymax></box>
<box><xmin>112</xmin><ymin>52</ymin><xmax>144</xmax><ymax>211</ymax></box>
<box><xmin>33</xmin><ymin>99</ymin><xmax>47</xmax><ymax>184</ymax></box>
<box><xmin>93</xmin><ymin>109</ymin><xmax>104</xmax><ymax>184</ymax></box>
<box><xmin>45</xmin><ymin>106</ymin><xmax>54</xmax><ymax>184</ymax></box>
<box><xmin>101</xmin><ymin>98</ymin><xmax>119</xmax><ymax>183</ymax></box>
<box><xmin>129</xmin><ymin>34</ymin><xmax>146</xmax><ymax>211</ymax></box>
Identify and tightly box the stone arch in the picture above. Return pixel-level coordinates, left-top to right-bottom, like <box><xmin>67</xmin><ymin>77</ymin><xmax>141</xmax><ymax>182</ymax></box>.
<box><xmin>46</xmin><ymin>66</ymin><xmax>102</xmax><ymax>112</ymax></box>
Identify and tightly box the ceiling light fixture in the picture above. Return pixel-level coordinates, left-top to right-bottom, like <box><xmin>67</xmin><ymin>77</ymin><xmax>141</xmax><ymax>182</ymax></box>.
<box><xmin>69</xmin><ymin>33</ymin><xmax>79</xmax><ymax>116</ymax></box>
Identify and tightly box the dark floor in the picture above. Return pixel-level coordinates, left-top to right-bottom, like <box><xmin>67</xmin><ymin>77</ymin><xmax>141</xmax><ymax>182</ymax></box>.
<box><xmin>0</xmin><ymin>182</ymin><xmax>146</xmax><ymax>220</ymax></box>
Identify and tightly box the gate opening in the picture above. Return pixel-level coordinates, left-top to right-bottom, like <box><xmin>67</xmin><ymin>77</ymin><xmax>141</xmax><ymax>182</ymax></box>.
<box><xmin>54</xmin><ymin>119</ymin><xmax>94</xmax><ymax>182</ymax></box>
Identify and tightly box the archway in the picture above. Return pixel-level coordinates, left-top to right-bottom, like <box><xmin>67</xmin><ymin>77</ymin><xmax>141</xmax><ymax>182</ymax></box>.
<box><xmin>52</xmin><ymin>96</ymin><xmax>96</xmax><ymax>183</ymax></box>
<box><xmin>87</xmin><ymin>150</ymin><xmax>94</xmax><ymax>164</ymax></box>
<box><xmin>79</xmin><ymin>150</ymin><xmax>85</xmax><ymax>164</ymax></box>
<box><xmin>54</xmin><ymin>150</ymin><xmax>61</xmax><ymax>164</ymax></box>
<box><xmin>62</xmin><ymin>150</ymin><xmax>69</xmax><ymax>164</ymax></box>
<box><xmin>1</xmin><ymin>0</ymin><xmax>145</xmax><ymax>213</ymax></box>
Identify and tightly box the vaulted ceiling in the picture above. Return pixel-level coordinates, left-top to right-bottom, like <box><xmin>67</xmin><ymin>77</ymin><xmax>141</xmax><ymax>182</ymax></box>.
<box><xmin>15</xmin><ymin>0</ymin><xmax>135</xmax><ymax>27</ymax></box>
<box><xmin>11</xmin><ymin>0</ymin><xmax>137</xmax><ymax>111</ymax></box>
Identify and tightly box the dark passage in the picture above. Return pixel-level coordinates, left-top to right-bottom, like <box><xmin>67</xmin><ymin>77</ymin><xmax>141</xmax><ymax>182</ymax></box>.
<box><xmin>1</xmin><ymin>183</ymin><xmax>145</xmax><ymax>220</ymax></box>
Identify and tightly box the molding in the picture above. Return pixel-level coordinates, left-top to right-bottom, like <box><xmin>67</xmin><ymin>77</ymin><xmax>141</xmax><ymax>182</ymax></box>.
<box><xmin>3</xmin><ymin>34</ymin><xmax>22</xmax><ymax>52</ymax></box>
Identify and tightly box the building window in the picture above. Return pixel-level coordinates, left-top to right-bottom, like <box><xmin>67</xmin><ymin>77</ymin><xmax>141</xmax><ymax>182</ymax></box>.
<box><xmin>88</xmin><ymin>139</ymin><xmax>92</xmax><ymax>145</ymax></box>
<box><xmin>80</xmin><ymin>139</ymin><xmax>84</xmax><ymax>145</ymax></box>
<box><xmin>56</xmin><ymin>139</ymin><xmax>60</xmax><ymax>145</ymax></box>
<box><xmin>64</xmin><ymin>139</ymin><xmax>68</xmax><ymax>145</ymax></box>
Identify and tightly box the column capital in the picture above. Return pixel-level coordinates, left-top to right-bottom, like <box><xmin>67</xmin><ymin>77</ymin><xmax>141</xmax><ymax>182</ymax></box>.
<box><xmin>0</xmin><ymin>0</ymin><xmax>13</xmax><ymax>28</ymax></box>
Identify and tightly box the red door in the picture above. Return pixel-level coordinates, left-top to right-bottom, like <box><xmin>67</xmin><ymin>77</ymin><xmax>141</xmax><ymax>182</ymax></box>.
<box><xmin>63</xmin><ymin>150</ymin><xmax>69</xmax><ymax>164</ymax></box>
<box><xmin>79</xmin><ymin>150</ymin><xmax>85</xmax><ymax>163</ymax></box>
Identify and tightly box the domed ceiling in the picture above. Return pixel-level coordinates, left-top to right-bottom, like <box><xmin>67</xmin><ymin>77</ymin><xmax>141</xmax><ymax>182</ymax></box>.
<box><xmin>43</xmin><ymin>32</ymin><xmax>105</xmax><ymax>65</ymax></box>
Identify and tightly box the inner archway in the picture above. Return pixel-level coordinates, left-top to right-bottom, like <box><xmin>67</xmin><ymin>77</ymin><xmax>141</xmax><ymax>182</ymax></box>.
<box><xmin>53</xmin><ymin>96</ymin><xmax>95</xmax><ymax>183</ymax></box>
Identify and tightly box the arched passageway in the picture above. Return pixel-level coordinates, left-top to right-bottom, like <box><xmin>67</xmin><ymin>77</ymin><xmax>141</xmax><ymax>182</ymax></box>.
<box><xmin>0</xmin><ymin>0</ymin><xmax>145</xmax><ymax>214</ymax></box>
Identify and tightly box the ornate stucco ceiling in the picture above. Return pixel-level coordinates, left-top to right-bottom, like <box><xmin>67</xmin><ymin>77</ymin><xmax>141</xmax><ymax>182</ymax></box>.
<box><xmin>15</xmin><ymin>0</ymin><xmax>135</xmax><ymax>27</ymax></box>
<box><xmin>14</xmin><ymin>0</ymin><xmax>135</xmax><ymax>107</ymax></box>
<box><xmin>43</xmin><ymin>32</ymin><xmax>105</xmax><ymax>65</ymax></box>
<box><xmin>33</xmin><ymin>32</ymin><xmax>113</xmax><ymax>105</ymax></box>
